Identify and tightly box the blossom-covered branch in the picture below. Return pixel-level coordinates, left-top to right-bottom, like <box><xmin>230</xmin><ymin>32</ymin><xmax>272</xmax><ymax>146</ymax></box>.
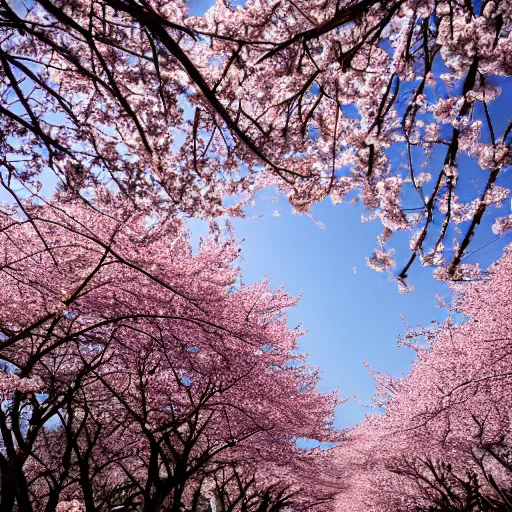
<box><xmin>2</xmin><ymin>0</ymin><xmax>512</xmax><ymax>283</ymax></box>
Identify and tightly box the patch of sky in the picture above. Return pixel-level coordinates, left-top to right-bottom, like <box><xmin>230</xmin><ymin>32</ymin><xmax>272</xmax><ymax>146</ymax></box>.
<box><xmin>340</xmin><ymin>103</ymin><xmax>360</xmax><ymax>120</ymax></box>
<box><xmin>296</xmin><ymin>438</ymin><xmax>336</xmax><ymax>450</ymax></box>
<box><xmin>187</xmin><ymin>0</ymin><xmax>215</xmax><ymax>16</ymax></box>
<box><xmin>449</xmin><ymin>310</ymin><xmax>472</xmax><ymax>326</ymax></box>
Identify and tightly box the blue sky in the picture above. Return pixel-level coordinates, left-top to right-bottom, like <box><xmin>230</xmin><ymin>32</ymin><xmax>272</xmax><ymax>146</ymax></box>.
<box><xmin>188</xmin><ymin>196</ymin><xmax>448</xmax><ymax>429</ymax></box>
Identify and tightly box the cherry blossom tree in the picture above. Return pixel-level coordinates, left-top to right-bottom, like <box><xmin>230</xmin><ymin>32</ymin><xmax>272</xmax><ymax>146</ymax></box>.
<box><xmin>333</xmin><ymin>244</ymin><xmax>512</xmax><ymax>511</ymax></box>
<box><xmin>2</xmin><ymin>0</ymin><xmax>512</xmax><ymax>284</ymax></box>
<box><xmin>0</xmin><ymin>190</ymin><xmax>340</xmax><ymax>511</ymax></box>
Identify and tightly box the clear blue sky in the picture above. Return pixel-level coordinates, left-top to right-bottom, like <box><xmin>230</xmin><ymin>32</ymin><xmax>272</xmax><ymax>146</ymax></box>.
<box><xmin>233</xmin><ymin>201</ymin><xmax>450</xmax><ymax>429</ymax></box>
<box><xmin>189</xmin><ymin>196</ymin><xmax>447</xmax><ymax>429</ymax></box>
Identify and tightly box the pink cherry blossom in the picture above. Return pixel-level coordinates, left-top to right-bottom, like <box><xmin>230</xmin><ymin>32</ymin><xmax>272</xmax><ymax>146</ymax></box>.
<box><xmin>0</xmin><ymin>191</ymin><xmax>340</xmax><ymax>510</ymax></box>
<box><xmin>334</xmin><ymin>244</ymin><xmax>512</xmax><ymax>510</ymax></box>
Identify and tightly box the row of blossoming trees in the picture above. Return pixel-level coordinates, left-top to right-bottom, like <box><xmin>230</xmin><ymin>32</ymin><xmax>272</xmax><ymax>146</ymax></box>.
<box><xmin>334</xmin><ymin>247</ymin><xmax>512</xmax><ymax>510</ymax></box>
<box><xmin>3</xmin><ymin>192</ymin><xmax>511</xmax><ymax>512</ymax></box>
<box><xmin>0</xmin><ymin>192</ymin><xmax>341</xmax><ymax>510</ymax></box>
<box><xmin>1</xmin><ymin>0</ymin><xmax>512</xmax><ymax>510</ymax></box>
